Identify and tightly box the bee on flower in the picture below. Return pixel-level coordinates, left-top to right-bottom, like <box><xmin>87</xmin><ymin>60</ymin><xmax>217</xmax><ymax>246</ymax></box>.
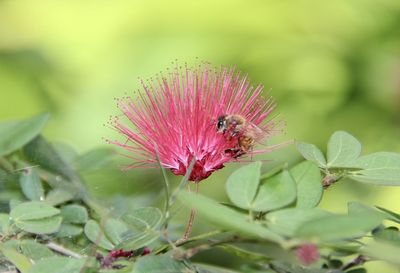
<box><xmin>109</xmin><ymin>63</ymin><xmax>282</xmax><ymax>182</ymax></box>
<box><xmin>216</xmin><ymin>114</ymin><xmax>269</xmax><ymax>158</ymax></box>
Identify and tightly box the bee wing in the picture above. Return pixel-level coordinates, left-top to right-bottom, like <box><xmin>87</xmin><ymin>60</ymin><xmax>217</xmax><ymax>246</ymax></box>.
<box><xmin>245</xmin><ymin>122</ymin><xmax>271</xmax><ymax>143</ymax></box>
<box><xmin>242</xmin><ymin>122</ymin><xmax>265</xmax><ymax>138</ymax></box>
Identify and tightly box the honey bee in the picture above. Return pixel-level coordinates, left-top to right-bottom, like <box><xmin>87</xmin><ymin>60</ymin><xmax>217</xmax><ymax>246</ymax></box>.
<box><xmin>216</xmin><ymin>114</ymin><xmax>266</xmax><ymax>157</ymax></box>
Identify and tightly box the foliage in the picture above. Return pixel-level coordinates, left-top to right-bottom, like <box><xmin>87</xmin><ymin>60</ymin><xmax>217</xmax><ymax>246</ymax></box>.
<box><xmin>0</xmin><ymin>114</ymin><xmax>400</xmax><ymax>273</ymax></box>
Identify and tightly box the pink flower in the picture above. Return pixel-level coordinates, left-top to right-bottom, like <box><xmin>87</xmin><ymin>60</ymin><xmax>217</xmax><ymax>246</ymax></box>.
<box><xmin>109</xmin><ymin>64</ymin><xmax>281</xmax><ymax>182</ymax></box>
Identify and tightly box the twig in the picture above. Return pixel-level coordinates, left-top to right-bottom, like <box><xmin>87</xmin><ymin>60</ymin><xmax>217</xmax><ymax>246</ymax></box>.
<box><xmin>182</xmin><ymin>208</ymin><xmax>196</xmax><ymax>241</ymax></box>
<box><xmin>175</xmin><ymin>230</ymin><xmax>224</xmax><ymax>247</ymax></box>
<box><xmin>341</xmin><ymin>255</ymin><xmax>367</xmax><ymax>271</ymax></box>
<box><xmin>322</xmin><ymin>173</ymin><xmax>342</xmax><ymax>189</ymax></box>
<box><xmin>174</xmin><ymin>235</ymin><xmax>255</xmax><ymax>261</ymax></box>
<box><xmin>156</xmin><ymin>154</ymin><xmax>170</xmax><ymax>228</ymax></box>
<box><xmin>46</xmin><ymin>242</ymin><xmax>82</xmax><ymax>259</ymax></box>
<box><xmin>177</xmin><ymin>182</ymin><xmax>199</xmax><ymax>243</ymax></box>
<box><xmin>173</xmin><ymin>243</ymin><xmax>211</xmax><ymax>260</ymax></box>
<box><xmin>154</xmin><ymin>230</ymin><xmax>224</xmax><ymax>255</ymax></box>
<box><xmin>14</xmin><ymin>165</ymin><xmax>39</xmax><ymax>172</ymax></box>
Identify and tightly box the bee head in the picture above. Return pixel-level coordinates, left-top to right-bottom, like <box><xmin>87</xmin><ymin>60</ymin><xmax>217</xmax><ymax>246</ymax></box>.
<box><xmin>216</xmin><ymin>115</ymin><xmax>227</xmax><ymax>131</ymax></box>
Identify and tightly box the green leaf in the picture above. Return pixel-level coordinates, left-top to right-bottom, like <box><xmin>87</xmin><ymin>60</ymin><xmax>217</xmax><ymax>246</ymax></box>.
<box><xmin>178</xmin><ymin>192</ymin><xmax>283</xmax><ymax>243</ymax></box>
<box><xmin>56</xmin><ymin>223</ymin><xmax>83</xmax><ymax>238</ymax></box>
<box><xmin>122</xmin><ymin>207</ymin><xmax>163</xmax><ymax>231</ymax></box>
<box><xmin>118</xmin><ymin>207</ymin><xmax>163</xmax><ymax>249</ymax></box>
<box><xmin>362</xmin><ymin>241</ymin><xmax>400</xmax><ymax>266</ymax></box>
<box><xmin>100</xmin><ymin>261</ymin><xmax>133</xmax><ymax>273</ymax></box>
<box><xmin>15</xmin><ymin>240</ymin><xmax>54</xmax><ymax>261</ymax></box>
<box><xmin>60</xmin><ymin>204</ymin><xmax>88</xmax><ymax>224</ymax></box>
<box><xmin>45</xmin><ymin>188</ymin><xmax>75</xmax><ymax>206</ymax></box>
<box><xmin>10</xmin><ymin>201</ymin><xmax>60</xmax><ymax>221</ymax></box>
<box><xmin>296</xmin><ymin>212</ymin><xmax>384</xmax><ymax>241</ymax></box>
<box><xmin>347</xmin><ymin>269</ymin><xmax>366</xmax><ymax>273</ymax></box>
<box><xmin>19</xmin><ymin>169</ymin><xmax>44</xmax><ymax>201</ymax></box>
<box><xmin>290</xmin><ymin>161</ymin><xmax>322</xmax><ymax>208</ymax></box>
<box><xmin>270</xmin><ymin>261</ymin><xmax>335</xmax><ymax>273</ymax></box>
<box><xmin>118</xmin><ymin>231</ymin><xmax>160</xmax><ymax>250</ymax></box>
<box><xmin>327</xmin><ymin>131</ymin><xmax>361</xmax><ymax>168</ymax></box>
<box><xmin>73</xmin><ymin>147</ymin><xmax>115</xmax><ymax>172</ymax></box>
<box><xmin>375</xmin><ymin>206</ymin><xmax>400</xmax><ymax>224</ymax></box>
<box><xmin>252</xmin><ymin>170</ymin><xmax>296</xmax><ymax>212</ymax></box>
<box><xmin>53</xmin><ymin>142</ymin><xmax>78</xmax><ymax>165</ymax></box>
<box><xmin>218</xmin><ymin>242</ymin><xmax>295</xmax><ymax>263</ymax></box>
<box><xmin>84</xmin><ymin>220</ymin><xmax>114</xmax><ymax>250</ymax></box>
<box><xmin>0</xmin><ymin>213</ymin><xmax>10</xmax><ymax>235</ymax></box>
<box><xmin>27</xmin><ymin>257</ymin><xmax>86</xmax><ymax>273</ymax></box>
<box><xmin>216</xmin><ymin>244</ymin><xmax>270</xmax><ymax>262</ymax></box>
<box><xmin>218</xmin><ymin>244</ymin><xmax>290</xmax><ymax>262</ymax></box>
<box><xmin>0</xmin><ymin>113</ymin><xmax>49</xmax><ymax>157</ymax></box>
<box><xmin>348</xmin><ymin>152</ymin><xmax>400</xmax><ymax>186</ymax></box>
<box><xmin>347</xmin><ymin>202</ymin><xmax>385</xmax><ymax>217</ymax></box>
<box><xmin>374</xmin><ymin>228</ymin><xmax>400</xmax><ymax>246</ymax></box>
<box><xmin>265</xmin><ymin>208</ymin><xmax>330</xmax><ymax>237</ymax></box>
<box><xmin>226</xmin><ymin>162</ymin><xmax>262</xmax><ymax>210</ymax></box>
<box><xmin>195</xmin><ymin>264</ymin><xmax>243</xmax><ymax>273</ymax></box>
<box><xmin>295</xmin><ymin>142</ymin><xmax>326</xmax><ymax>167</ymax></box>
<box><xmin>324</xmin><ymin>242</ymin><xmax>361</xmax><ymax>256</ymax></box>
<box><xmin>23</xmin><ymin>135</ymin><xmax>77</xmax><ymax>181</ymax></box>
<box><xmin>16</xmin><ymin>216</ymin><xmax>62</xmax><ymax>234</ymax></box>
<box><xmin>0</xmin><ymin>244</ymin><xmax>32</xmax><ymax>273</ymax></box>
<box><xmin>104</xmin><ymin>218</ymin><xmax>129</xmax><ymax>245</ymax></box>
<box><xmin>9</xmin><ymin>199</ymin><xmax>23</xmax><ymax>210</ymax></box>
<box><xmin>132</xmin><ymin>255</ymin><xmax>189</xmax><ymax>273</ymax></box>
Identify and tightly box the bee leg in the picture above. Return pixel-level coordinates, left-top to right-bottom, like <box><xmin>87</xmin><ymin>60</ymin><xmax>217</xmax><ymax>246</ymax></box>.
<box><xmin>224</xmin><ymin>148</ymin><xmax>239</xmax><ymax>157</ymax></box>
<box><xmin>249</xmin><ymin>146</ymin><xmax>254</xmax><ymax>160</ymax></box>
<box><xmin>234</xmin><ymin>149</ymin><xmax>246</xmax><ymax>158</ymax></box>
<box><xmin>224</xmin><ymin>148</ymin><xmax>245</xmax><ymax>158</ymax></box>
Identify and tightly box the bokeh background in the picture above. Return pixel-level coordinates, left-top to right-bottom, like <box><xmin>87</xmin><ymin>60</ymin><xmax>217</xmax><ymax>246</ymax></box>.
<box><xmin>1</xmin><ymin>0</ymin><xmax>400</xmax><ymax>272</ymax></box>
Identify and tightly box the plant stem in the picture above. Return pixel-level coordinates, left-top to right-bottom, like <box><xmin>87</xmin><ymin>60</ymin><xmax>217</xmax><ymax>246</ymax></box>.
<box><xmin>46</xmin><ymin>242</ymin><xmax>82</xmax><ymax>259</ymax></box>
<box><xmin>341</xmin><ymin>255</ymin><xmax>367</xmax><ymax>270</ymax></box>
<box><xmin>178</xmin><ymin>183</ymin><xmax>199</xmax><ymax>243</ymax></box>
<box><xmin>159</xmin><ymin>162</ymin><xmax>170</xmax><ymax>228</ymax></box>
<box><xmin>182</xmin><ymin>209</ymin><xmax>196</xmax><ymax>242</ymax></box>
<box><xmin>249</xmin><ymin>209</ymin><xmax>254</xmax><ymax>222</ymax></box>
<box><xmin>155</xmin><ymin>230</ymin><xmax>225</xmax><ymax>255</ymax></box>
<box><xmin>322</xmin><ymin>173</ymin><xmax>344</xmax><ymax>189</ymax></box>
<box><xmin>176</xmin><ymin>230</ymin><xmax>224</xmax><ymax>246</ymax></box>
<box><xmin>169</xmin><ymin>157</ymin><xmax>196</xmax><ymax>207</ymax></box>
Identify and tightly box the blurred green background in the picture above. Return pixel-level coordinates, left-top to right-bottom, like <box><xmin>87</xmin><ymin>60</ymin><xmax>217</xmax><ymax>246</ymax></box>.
<box><xmin>1</xmin><ymin>0</ymin><xmax>400</xmax><ymax>271</ymax></box>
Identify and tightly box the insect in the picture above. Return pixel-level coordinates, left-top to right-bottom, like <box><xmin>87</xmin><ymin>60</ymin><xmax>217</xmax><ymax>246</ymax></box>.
<box><xmin>216</xmin><ymin>114</ymin><xmax>266</xmax><ymax>157</ymax></box>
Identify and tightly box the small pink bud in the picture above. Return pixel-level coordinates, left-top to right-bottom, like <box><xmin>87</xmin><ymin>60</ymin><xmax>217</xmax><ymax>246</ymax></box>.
<box><xmin>296</xmin><ymin>244</ymin><xmax>319</xmax><ymax>265</ymax></box>
<box><xmin>141</xmin><ymin>247</ymin><xmax>151</xmax><ymax>256</ymax></box>
<box><xmin>109</xmin><ymin>249</ymin><xmax>134</xmax><ymax>259</ymax></box>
